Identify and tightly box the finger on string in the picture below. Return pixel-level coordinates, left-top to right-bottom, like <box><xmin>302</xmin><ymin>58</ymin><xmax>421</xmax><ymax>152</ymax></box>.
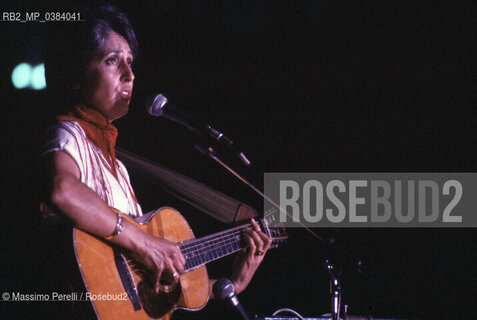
<box><xmin>247</xmin><ymin>227</ymin><xmax>264</xmax><ymax>249</ymax></box>
<box><xmin>243</xmin><ymin>232</ymin><xmax>256</xmax><ymax>254</ymax></box>
<box><xmin>250</xmin><ymin>218</ymin><xmax>261</xmax><ymax>232</ymax></box>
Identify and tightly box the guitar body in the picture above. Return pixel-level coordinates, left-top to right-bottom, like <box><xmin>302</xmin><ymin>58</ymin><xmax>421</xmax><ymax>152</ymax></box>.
<box><xmin>74</xmin><ymin>207</ymin><xmax>209</xmax><ymax>320</ymax></box>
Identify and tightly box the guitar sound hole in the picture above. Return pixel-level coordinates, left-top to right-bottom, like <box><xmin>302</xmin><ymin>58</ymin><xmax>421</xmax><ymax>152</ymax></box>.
<box><xmin>159</xmin><ymin>272</ymin><xmax>180</xmax><ymax>293</ymax></box>
<box><xmin>137</xmin><ymin>278</ymin><xmax>181</xmax><ymax>318</ymax></box>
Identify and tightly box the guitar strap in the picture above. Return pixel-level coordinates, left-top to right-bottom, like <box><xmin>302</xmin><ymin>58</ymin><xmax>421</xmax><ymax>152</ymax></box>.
<box><xmin>116</xmin><ymin>148</ymin><xmax>257</xmax><ymax>223</ymax></box>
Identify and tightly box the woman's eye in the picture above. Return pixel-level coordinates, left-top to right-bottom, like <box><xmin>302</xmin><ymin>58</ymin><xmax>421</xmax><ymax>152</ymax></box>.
<box><xmin>106</xmin><ymin>56</ymin><xmax>118</xmax><ymax>65</ymax></box>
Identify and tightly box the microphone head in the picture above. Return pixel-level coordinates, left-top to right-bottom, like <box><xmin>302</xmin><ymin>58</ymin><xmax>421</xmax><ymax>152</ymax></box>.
<box><xmin>213</xmin><ymin>278</ymin><xmax>235</xmax><ymax>301</ymax></box>
<box><xmin>146</xmin><ymin>93</ymin><xmax>168</xmax><ymax>117</ymax></box>
<box><xmin>145</xmin><ymin>93</ymin><xmax>207</xmax><ymax>136</ymax></box>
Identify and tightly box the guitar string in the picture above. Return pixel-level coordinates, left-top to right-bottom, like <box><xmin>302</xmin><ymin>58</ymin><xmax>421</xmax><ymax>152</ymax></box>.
<box><xmin>124</xmin><ymin>211</ymin><xmax>286</xmax><ymax>274</ymax></box>
<box><xmin>180</xmin><ymin>230</ymin><xmax>245</xmax><ymax>256</ymax></box>
<box><xmin>177</xmin><ymin>210</ymin><xmax>280</xmax><ymax>253</ymax></box>
<box><xmin>125</xmin><ymin>222</ymin><xmax>286</xmax><ymax>273</ymax></box>
<box><xmin>181</xmin><ymin>228</ymin><xmax>246</xmax><ymax>260</ymax></box>
<box><xmin>123</xmin><ymin>230</ymin><xmax>244</xmax><ymax>271</ymax></box>
<box><xmin>180</xmin><ymin>223</ymin><xmax>251</xmax><ymax>252</ymax></box>
<box><xmin>126</xmin><ymin>236</ymin><xmax>242</xmax><ymax>275</ymax></box>
<box><xmin>180</xmin><ymin>222</ymin><xmax>286</xmax><ymax>258</ymax></box>
<box><xmin>179</xmin><ymin>210</ymin><xmax>284</xmax><ymax>254</ymax></box>
<box><xmin>179</xmin><ymin>229</ymin><xmax>286</xmax><ymax>268</ymax></box>
<box><xmin>184</xmin><ymin>234</ymin><xmax>245</xmax><ymax>265</ymax></box>
<box><xmin>180</xmin><ymin>226</ymin><xmax>251</xmax><ymax>261</ymax></box>
<box><xmin>126</xmin><ymin>228</ymin><xmax>248</xmax><ymax>274</ymax></box>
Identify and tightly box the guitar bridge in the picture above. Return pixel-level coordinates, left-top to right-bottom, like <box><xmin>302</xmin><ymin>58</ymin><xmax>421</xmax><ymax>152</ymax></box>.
<box><xmin>114</xmin><ymin>249</ymin><xmax>141</xmax><ymax>311</ymax></box>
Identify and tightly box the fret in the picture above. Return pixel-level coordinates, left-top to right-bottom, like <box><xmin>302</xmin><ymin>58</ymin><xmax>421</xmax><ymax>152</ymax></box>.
<box><xmin>177</xmin><ymin>215</ymin><xmax>287</xmax><ymax>273</ymax></box>
<box><xmin>192</xmin><ymin>255</ymin><xmax>199</xmax><ymax>268</ymax></box>
<box><xmin>180</xmin><ymin>225</ymin><xmax>250</xmax><ymax>272</ymax></box>
<box><xmin>198</xmin><ymin>253</ymin><xmax>205</xmax><ymax>265</ymax></box>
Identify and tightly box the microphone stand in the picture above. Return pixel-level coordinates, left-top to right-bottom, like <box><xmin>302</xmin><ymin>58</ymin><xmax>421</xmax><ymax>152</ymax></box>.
<box><xmin>194</xmin><ymin>142</ymin><xmax>326</xmax><ymax>243</ymax></box>
<box><xmin>194</xmin><ymin>142</ymin><xmax>372</xmax><ymax>319</ymax></box>
<box><xmin>324</xmin><ymin>259</ymin><xmax>343</xmax><ymax>320</ymax></box>
<box><xmin>193</xmin><ymin>144</ymin><xmax>273</xmax><ymax>213</ymax></box>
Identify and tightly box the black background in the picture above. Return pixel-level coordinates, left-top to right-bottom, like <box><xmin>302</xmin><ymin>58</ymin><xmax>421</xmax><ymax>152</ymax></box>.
<box><xmin>1</xmin><ymin>1</ymin><xmax>476</xmax><ymax>319</ymax></box>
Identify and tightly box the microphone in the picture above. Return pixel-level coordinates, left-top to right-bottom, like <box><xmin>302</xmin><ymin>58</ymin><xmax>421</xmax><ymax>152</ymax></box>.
<box><xmin>146</xmin><ymin>94</ymin><xmax>251</xmax><ymax>166</ymax></box>
<box><xmin>213</xmin><ymin>278</ymin><xmax>251</xmax><ymax>320</ymax></box>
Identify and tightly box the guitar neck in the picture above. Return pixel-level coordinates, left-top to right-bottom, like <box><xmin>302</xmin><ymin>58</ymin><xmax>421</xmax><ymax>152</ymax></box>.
<box><xmin>179</xmin><ymin>208</ymin><xmax>287</xmax><ymax>273</ymax></box>
<box><xmin>179</xmin><ymin>224</ymin><xmax>250</xmax><ymax>272</ymax></box>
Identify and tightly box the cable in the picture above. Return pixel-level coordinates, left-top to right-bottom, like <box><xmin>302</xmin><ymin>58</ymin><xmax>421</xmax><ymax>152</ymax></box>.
<box><xmin>272</xmin><ymin>307</ymin><xmax>306</xmax><ymax>320</ymax></box>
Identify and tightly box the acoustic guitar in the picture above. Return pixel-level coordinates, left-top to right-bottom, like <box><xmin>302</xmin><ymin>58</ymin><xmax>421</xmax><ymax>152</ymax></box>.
<box><xmin>74</xmin><ymin>207</ymin><xmax>287</xmax><ymax>319</ymax></box>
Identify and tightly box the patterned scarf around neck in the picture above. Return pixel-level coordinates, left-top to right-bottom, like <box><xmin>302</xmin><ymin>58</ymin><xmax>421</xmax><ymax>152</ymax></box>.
<box><xmin>58</xmin><ymin>104</ymin><xmax>119</xmax><ymax>178</ymax></box>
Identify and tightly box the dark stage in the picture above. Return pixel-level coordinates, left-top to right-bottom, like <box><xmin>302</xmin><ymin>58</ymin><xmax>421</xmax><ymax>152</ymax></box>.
<box><xmin>1</xmin><ymin>1</ymin><xmax>476</xmax><ymax>319</ymax></box>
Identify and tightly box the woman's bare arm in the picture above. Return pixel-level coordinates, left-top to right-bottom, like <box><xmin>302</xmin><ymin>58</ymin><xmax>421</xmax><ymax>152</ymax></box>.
<box><xmin>47</xmin><ymin>150</ymin><xmax>185</xmax><ymax>293</ymax></box>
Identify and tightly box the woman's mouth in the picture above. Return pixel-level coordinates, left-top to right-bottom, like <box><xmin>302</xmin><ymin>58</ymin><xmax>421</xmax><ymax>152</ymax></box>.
<box><xmin>119</xmin><ymin>89</ymin><xmax>132</xmax><ymax>99</ymax></box>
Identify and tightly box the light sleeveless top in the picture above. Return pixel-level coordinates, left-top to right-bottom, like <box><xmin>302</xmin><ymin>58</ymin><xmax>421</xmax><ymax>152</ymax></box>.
<box><xmin>44</xmin><ymin>121</ymin><xmax>142</xmax><ymax>217</ymax></box>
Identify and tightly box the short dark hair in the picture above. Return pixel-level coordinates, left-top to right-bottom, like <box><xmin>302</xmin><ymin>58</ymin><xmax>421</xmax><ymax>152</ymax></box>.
<box><xmin>45</xmin><ymin>4</ymin><xmax>137</xmax><ymax>106</ymax></box>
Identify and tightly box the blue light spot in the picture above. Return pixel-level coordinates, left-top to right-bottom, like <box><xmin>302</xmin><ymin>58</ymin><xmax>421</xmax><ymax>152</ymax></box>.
<box><xmin>11</xmin><ymin>63</ymin><xmax>32</xmax><ymax>89</ymax></box>
<box><xmin>31</xmin><ymin>64</ymin><xmax>46</xmax><ymax>90</ymax></box>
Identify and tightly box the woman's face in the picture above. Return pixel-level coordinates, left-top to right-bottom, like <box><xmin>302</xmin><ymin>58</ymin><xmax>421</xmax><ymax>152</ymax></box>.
<box><xmin>82</xmin><ymin>30</ymin><xmax>134</xmax><ymax>122</ymax></box>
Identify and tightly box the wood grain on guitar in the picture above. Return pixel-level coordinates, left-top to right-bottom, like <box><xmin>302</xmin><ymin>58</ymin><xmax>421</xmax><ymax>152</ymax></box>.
<box><xmin>74</xmin><ymin>207</ymin><xmax>287</xmax><ymax>320</ymax></box>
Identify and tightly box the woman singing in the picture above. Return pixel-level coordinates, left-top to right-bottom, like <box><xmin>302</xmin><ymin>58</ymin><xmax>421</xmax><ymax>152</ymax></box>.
<box><xmin>43</xmin><ymin>4</ymin><xmax>271</xmax><ymax>319</ymax></box>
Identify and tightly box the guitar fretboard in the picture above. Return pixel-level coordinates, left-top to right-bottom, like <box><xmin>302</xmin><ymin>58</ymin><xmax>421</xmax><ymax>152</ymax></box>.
<box><xmin>179</xmin><ymin>224</ymin><xmax>251</xmax><ymax>272</ymax></box>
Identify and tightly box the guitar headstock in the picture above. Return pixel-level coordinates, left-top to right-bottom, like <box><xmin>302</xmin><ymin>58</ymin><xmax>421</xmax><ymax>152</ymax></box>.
<box><xmin>260</xmin><ymin>208</ymin><xmax>288</xmax><ymax>249</ymax></box>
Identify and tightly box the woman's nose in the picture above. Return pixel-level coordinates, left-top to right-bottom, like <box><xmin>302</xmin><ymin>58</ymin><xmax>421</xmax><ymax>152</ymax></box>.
<box><xmin>121</xmin><ymin>61</ymin><xmax>134</xmax><ymax>83</ymax></box>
